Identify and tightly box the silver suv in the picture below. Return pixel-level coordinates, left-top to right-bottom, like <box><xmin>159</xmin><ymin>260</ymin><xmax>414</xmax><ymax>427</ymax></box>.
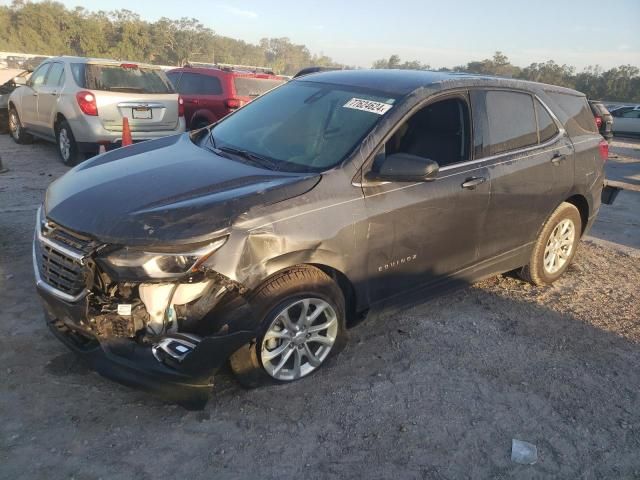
<box><xmin>8</xmin><ymin>56</ymin><xmax>186</xmax><ymax>164</ymax></box>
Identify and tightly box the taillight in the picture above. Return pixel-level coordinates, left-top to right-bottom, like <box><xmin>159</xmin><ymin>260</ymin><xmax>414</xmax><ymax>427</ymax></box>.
<box><xmin>595</xmin><ymin>115</ymin><xmax>602</xmax><ymax>129</ymax></box>
<box><xmin>225</xmin><ymin>98</ymin><xmax>244</xmax><ymax>110</ymax></box>
<box><xmin>599</xmin><ymin>139</ymin><xmax>609</xmax><ymax>160</ymax></box>
<box><xmin>76</xmin><ymin>91</ymin><xmax>98</xmax><ymax>116</ymax></box>
<box><xmin>178</xmin><ymin>96</ymin><xmax>184</xmax><ymax>117</ymax></box>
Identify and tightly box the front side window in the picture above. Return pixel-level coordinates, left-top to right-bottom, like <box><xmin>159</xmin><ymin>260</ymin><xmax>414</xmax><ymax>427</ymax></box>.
<box><xmin>383</xmin><ymin>96</ymin><xmax>470</xmax><ymax>168</ymax></box>
<box><xmin>621</xmin><ymin>109</ymin><xmax>640</xmax><ymax>119</ymax></box>
<box><xmin>29</xmin><ymin>64</ymin><xmax>50</xmax><ymax>88</ymax></box>
<box><xmin>209</xmin><ymin>81</ymin><xmax>398</xmax><ymax>172</ymax></box>
<box><xmin>485</xmin><ymin>91</ymin><xmax>538</xmax><ymax>155</ymax></box>
<box><xmin>177</xmin><ymin>73</ymin><xmax>223</xmax><ymax>95</ymax></box>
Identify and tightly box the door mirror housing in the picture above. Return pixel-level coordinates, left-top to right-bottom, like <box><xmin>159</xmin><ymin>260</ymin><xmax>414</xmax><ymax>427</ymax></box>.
<box><xmin>367</xmin><ymin>153</ymin><xmax>439</xmax><ymax>183</ymax></box>
<box><xmin>13</xmin><ymin>76</ymin><xmax>27</xmax><ymax>86</ymax></box>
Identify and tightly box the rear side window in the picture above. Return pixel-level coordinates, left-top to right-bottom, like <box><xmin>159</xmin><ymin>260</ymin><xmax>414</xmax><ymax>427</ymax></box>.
<box><xmin>166</xmin><ymin>71</ymin><xmax>181</xmax><ymax>88</ymax></box>
<box><xmin>45</xmin><ymin>63</ymin><xmax>65</xmax><ymax>87</ymax></box>
<box><xmin>485</xmin><ymin>91</ymin><xmax>538</xmax><ymax>155</ymax></box>
<box><xmin>176</xmin><ymin>72</ymin><xmax>223</xmax><ymax>95</ymax></box>
<box><xmin>620</xmin><ymin>109</ymin><xmax>640</xmax><ymax>119</ymax></box>
<box><xmin>234</xmin><ymin>77</ymin><xmax>285</xmax><ymax>97</ymax></box>
<box><xmin>71</xmin><ymin>63</ymin><xmax>175</xmax><ymax>94</ymax></box>
<box><xmin>546</xmin><ymin>92</ymin><xmax>598</xmax><ymax>136</ymax></box>
<box><xmin>535</xmin><ymin>100</ymin><xmax>559</xmax><ymax>143</ymax></box>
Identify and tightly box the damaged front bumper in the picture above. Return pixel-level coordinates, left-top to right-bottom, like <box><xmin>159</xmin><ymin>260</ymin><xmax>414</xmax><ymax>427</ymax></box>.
<box><xmin>38</xmin><ymin>284</ymin><xmax>253</xmax><ymax>408</ymax></box>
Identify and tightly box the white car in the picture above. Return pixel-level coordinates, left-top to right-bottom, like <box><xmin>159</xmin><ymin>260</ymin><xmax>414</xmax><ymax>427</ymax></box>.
<box><xmin>8</xmin><ymin>56</ymin><xmax>186</xmax><ymax>164</ymax></box>
<box><xmin>611</xmin><ymin>107</ymin><xmax>640</xmax><ymax>135</ymax></box>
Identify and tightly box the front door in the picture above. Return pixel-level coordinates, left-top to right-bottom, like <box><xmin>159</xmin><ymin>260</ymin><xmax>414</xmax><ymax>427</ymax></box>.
<box><xmin>362</xmin><ymin>93</ymin><xmax>491</xmax><ymax>304</ymax></box>
<box><xmin>21</xmin><ymin>63</ymin><xmax>50</xmax><ymax>129</ymax></box>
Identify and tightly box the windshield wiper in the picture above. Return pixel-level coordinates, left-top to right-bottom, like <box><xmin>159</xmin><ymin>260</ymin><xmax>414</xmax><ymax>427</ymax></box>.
<box><xmin>216</xmin><ymin>145</ymin><xmax>279</xmax><ymax>171</ymax></box>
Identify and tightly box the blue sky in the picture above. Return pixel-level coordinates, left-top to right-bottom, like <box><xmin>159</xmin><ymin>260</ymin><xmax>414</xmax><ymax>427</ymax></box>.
<box><xmin>7</xmin><ymin>0</ymin><xmax>640</xmax><ymax>69</ymax></box>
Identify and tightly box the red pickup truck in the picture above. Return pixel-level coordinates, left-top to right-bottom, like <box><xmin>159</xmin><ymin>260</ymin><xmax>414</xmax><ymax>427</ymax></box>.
<box><xmin>167</xmin><ymin>64</ymin><xmax>287</xmax><ymax>130</ymax></box>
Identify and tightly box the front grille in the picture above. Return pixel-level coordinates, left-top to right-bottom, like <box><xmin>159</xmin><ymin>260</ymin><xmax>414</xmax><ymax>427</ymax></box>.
<box><xmin>37</xmin><ymin>223</ymin><xmax>94</xmax><ymax>296</ymax></box>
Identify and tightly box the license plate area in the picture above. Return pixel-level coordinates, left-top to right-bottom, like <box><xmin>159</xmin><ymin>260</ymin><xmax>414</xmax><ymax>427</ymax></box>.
<box><xmin>132</xmin><ymin>107</ymin><xmax>152</xmax><ymax>119</ymax></box>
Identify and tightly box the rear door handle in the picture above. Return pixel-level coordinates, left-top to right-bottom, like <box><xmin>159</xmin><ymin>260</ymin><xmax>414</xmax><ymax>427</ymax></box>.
<box><xmin>551</xmin><ymin>153</ymin><xmax>566</xmax><ymax>165</ymax></box>
<box><xmin>461</xmin><ymin>177</ymin><xmax>487</xmax><ymax>190</ymax></box>
<box><xmin>185</xmin><ymin>99</ymin><xmax>199</xmax><ymax>105</ymax></box>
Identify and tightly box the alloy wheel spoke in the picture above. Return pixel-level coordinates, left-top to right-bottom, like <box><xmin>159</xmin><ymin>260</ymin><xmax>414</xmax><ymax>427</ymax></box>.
<box><xmin>292</xmin><ymin>349</ymin><xmax>302</xmax><ymax>379</ymax></box>
<box><xmin>279</xmin><ymin>309</ymin><xmax>297</xmax><ymax>333</ymax></box>
<box><xmin>308</xmin><ymin>316</ymin><xmax>337</xmax><ymax>333</ymax></box>
<box><xmin>303</xmin><ymin>343</ymin><xmax>322</xmax><ymax>367</ymax></box>
<box><xmin>307</xmin><ymin>334</ymin><xmax>333</xmax><ymax>346</ymax></box>
<box><xmin>297</xmin><ymin>299</ymin><xmax>311</xmax><ymax>326</ymax></box>
<box><xmin>264</xmin><ymin>329</ymin><xmax>289</xmax><ymax>341</ymax></box>
<box><xmin>305</xmin><ymin>302</ymin><xmax>328</xmax><ymax>326</ymax></box>
<box><xmin>272</xmin><ymin>348</ymin><xmax>294</xmax><ymax>376</ymax></box>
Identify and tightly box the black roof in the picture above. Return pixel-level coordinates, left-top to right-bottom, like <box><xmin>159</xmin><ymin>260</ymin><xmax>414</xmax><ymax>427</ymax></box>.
<box><xmin>295</xmin><ymin>69</ymin><xmax>583</xmax><ymax>97</ymax></box>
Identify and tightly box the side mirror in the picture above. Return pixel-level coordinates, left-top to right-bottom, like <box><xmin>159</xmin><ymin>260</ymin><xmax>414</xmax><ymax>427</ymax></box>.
<box><xmin>13</xmin><ymin>76</ymin><xmax>27</xmax><ymax>86</ymax></box>
<box><xmin>367</xmin><ymin>153</ymin><xmax>439</xmax><ymax>183</ymax></box>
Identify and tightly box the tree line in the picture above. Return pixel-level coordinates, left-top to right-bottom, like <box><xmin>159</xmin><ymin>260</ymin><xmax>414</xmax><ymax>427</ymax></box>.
<box><xmin>0</xmin><ymin>1</ymin><xmax>339</xmax><ymax>74</ymax></box>
<box><xmin>373</xmin><ymin>53</ymin><xmax>640</xmax><ymax>102</ymax></box>
<box><xmin>1</xmin><ymin>2</ymin><xmax>638</xmax><ymax>101</ymax></box>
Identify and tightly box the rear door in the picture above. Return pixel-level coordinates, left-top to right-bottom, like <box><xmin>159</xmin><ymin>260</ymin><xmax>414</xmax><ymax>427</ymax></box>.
<box><xmin>473</xmin><ymin>89</ymin><xmax>574</xmax><ymax>261</ymax></box>
<box><xmin>173</xmin><ymin>71</ymin><xmax>225</xmax><ymax>128</ymax></box>
<box><xmin>36</xmin><ymin>61</ymin><xmax>65</xmax><ymax>132</ymax></box>
<box><xmin>75</xmin><ymin>62</ymin><xmax>180</xmax><ymax>133</ymax></box>
<box><xmin>21</xmin><ymin>63</ymin><xmax>50</xmax><ymax>129</ymax></box>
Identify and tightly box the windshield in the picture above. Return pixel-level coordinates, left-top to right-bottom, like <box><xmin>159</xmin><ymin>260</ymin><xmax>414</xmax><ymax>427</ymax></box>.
<box><xmin>210</xmin><ymin>81</ymin><xmax>398</xmax><ymax>172</ymax></box>
<box><xmin>72</xmin><ymin>63</ymin><xmax>175</xmax><ymax>94</ymax></box>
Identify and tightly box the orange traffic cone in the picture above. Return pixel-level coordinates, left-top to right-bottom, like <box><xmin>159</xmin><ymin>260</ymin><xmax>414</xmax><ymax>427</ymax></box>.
<box><xmin>122</xmin><ymin>117</ymin><xmax>133</xmax><ymax>147</ymax></box>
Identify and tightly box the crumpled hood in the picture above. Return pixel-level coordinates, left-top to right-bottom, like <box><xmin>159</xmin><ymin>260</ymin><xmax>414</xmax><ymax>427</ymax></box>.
<box><xmin>45</xmin><ymin>134</ymin><xmax>320</xmax><ymax>246</ymax></box>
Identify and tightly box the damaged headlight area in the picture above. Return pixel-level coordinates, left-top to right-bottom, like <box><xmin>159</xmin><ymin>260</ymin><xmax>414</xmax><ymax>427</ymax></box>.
<box><xmin>101</xmin><ymin>237</ymin><xmax>228</xmax><ymax>280</ymax></box>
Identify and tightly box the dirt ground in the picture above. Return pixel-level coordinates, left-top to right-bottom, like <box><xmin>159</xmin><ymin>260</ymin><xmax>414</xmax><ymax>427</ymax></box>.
<box><xmin>1</xmin><ymin>135</ymin><xmax>639</xmax><ymax>479</ymax></box>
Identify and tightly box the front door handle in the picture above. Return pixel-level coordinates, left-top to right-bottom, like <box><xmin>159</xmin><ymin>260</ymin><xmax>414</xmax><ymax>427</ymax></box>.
<box><xmin>461</xmin><ymin>176</ymin><xmax>487</xmax><ymax>190</ymax></box>
<box><xmin>551</xmin><ymin>153</ymin><xmax>566</xmax><ymax>165</ymax></box>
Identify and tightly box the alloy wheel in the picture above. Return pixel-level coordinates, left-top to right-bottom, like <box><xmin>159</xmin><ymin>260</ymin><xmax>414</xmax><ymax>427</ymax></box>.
<box><xmin>9</xmin><ymin>110</ymin><xmax>19</xmax><ymax>140</ymax></box>
<box><xmin>543</xmin><ymin>218</ymin><xmax>575</xmax><ymax>274</ymax></box>
<box><xmin>58</xmin><ymin>127</ymin><xmax>71</xmax><ymax>161</ymax></box>
<box><xmin>261</xmin><ymin>298</ymin><xmax>338</xmax><ymax>381</ymax></box>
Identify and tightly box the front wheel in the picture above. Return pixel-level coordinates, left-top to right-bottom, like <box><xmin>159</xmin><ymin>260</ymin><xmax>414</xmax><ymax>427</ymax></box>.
<box><xmin>520</xmin><ymin>202</ymin><xmax>582</xmax><ymax>285</ymax></box>
<box><xmin>8</xmin><ymin>107</ymin><xmax>33</xmax><ymax>144</ymax></box>
<box><xmin>230</xmin><ymin>266</ymin><xmax>347</xmax><ymax>388</ymax></box>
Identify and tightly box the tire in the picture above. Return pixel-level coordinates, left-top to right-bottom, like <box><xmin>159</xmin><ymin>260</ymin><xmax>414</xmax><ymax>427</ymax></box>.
<box><xmin>520</xmin><ymin>202</ymin><xmax>582</xmax><ymax>285</ymax></box>
<box><xmin>55</xmin><ymin>119</ymin><xmax>83</xmax><ymax>166</ymax></box>
<box><xmin>230</xmin><ymin>266</ymin><xmax>347</xmax><ymax>388</ymax></box>
<box><xmin>8</xmin><ymin>107</ymin><xmax>33</xmax><ymax>144</ymax></box>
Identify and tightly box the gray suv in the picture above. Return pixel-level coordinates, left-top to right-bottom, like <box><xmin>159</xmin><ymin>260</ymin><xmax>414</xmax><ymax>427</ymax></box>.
<box><xmin>34</xmin><ymin>70</ymin><xmax>606</xmax><ymax>407</ymax></box>
<box><xmin>8</xmin><ymin>56</ymin><xmax>185</xmax><ymax>164</ymax></box>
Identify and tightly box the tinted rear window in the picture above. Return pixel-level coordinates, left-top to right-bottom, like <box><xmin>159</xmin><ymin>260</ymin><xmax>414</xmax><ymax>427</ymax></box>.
<box><xmin>535</xmin><ymin>99</ymin><xmax>559</xmax><ymax>143</ymax></box>
<box><xmin>485</xmin><ymin>91</ymin><xmax>538</xmax><ymax>155</ymax></box>
<box><xmin>71</xmin><ymin>63</ymin><xmax>175</xmax><ymax>94</ymax></box>
<box><xmin>233</xmin><ymin>77</ymin><xmax>285</xmax><ymax>97</ymax></box>
<box><xmin>547</xmin><ymin>92</ymin><xmax>597</xmax><ymax>136</ymax></box>
<box><xmin>176</xmin><ymin>72</ymin><xmax>223</xmax><ymax>95</ymax></box>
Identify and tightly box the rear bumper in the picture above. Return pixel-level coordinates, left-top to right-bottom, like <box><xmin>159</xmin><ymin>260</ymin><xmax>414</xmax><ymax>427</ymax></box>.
<box><xmin>69</xmin><ymin>115</ymin><xmax>186</xmax><ymax>147</ymax></box>
<box><xmin>37</xmin><ymin>284</ymin><xmax>253</xmax><ymax>409</ymax></box>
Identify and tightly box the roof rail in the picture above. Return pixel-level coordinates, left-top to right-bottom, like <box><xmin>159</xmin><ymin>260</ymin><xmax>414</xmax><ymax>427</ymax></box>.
<box><xmin>184</xmin><ymin>61</ymin><xmax>276</xmax><ymax>75</ymax></box>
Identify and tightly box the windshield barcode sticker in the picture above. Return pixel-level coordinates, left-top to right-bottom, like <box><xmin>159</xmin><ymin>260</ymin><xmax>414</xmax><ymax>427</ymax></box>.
<box><xmin>343</xmin><ymin>98</ymin><xmax>393</xmax><ymax>115</ymax></box>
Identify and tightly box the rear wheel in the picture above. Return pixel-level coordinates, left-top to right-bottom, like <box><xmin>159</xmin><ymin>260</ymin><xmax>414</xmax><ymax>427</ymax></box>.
<box><xmin>55</xmin><ymin>120</ymin><xmax>83</xmax><ymax>166</ymax></box>
<box><xmin>230</xmin><ymin>266</ymin><xmax>347</xmax><ymax>388</ymax></box>
<box><xmin>8</xmin><ymin>107</ymin><xmax>33</xmax><ymax>144</ymax></box>
<box><xmin>520</xmin><ymin>202</ymin><xmax>582</xmax><ymax>285</ymax></box>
